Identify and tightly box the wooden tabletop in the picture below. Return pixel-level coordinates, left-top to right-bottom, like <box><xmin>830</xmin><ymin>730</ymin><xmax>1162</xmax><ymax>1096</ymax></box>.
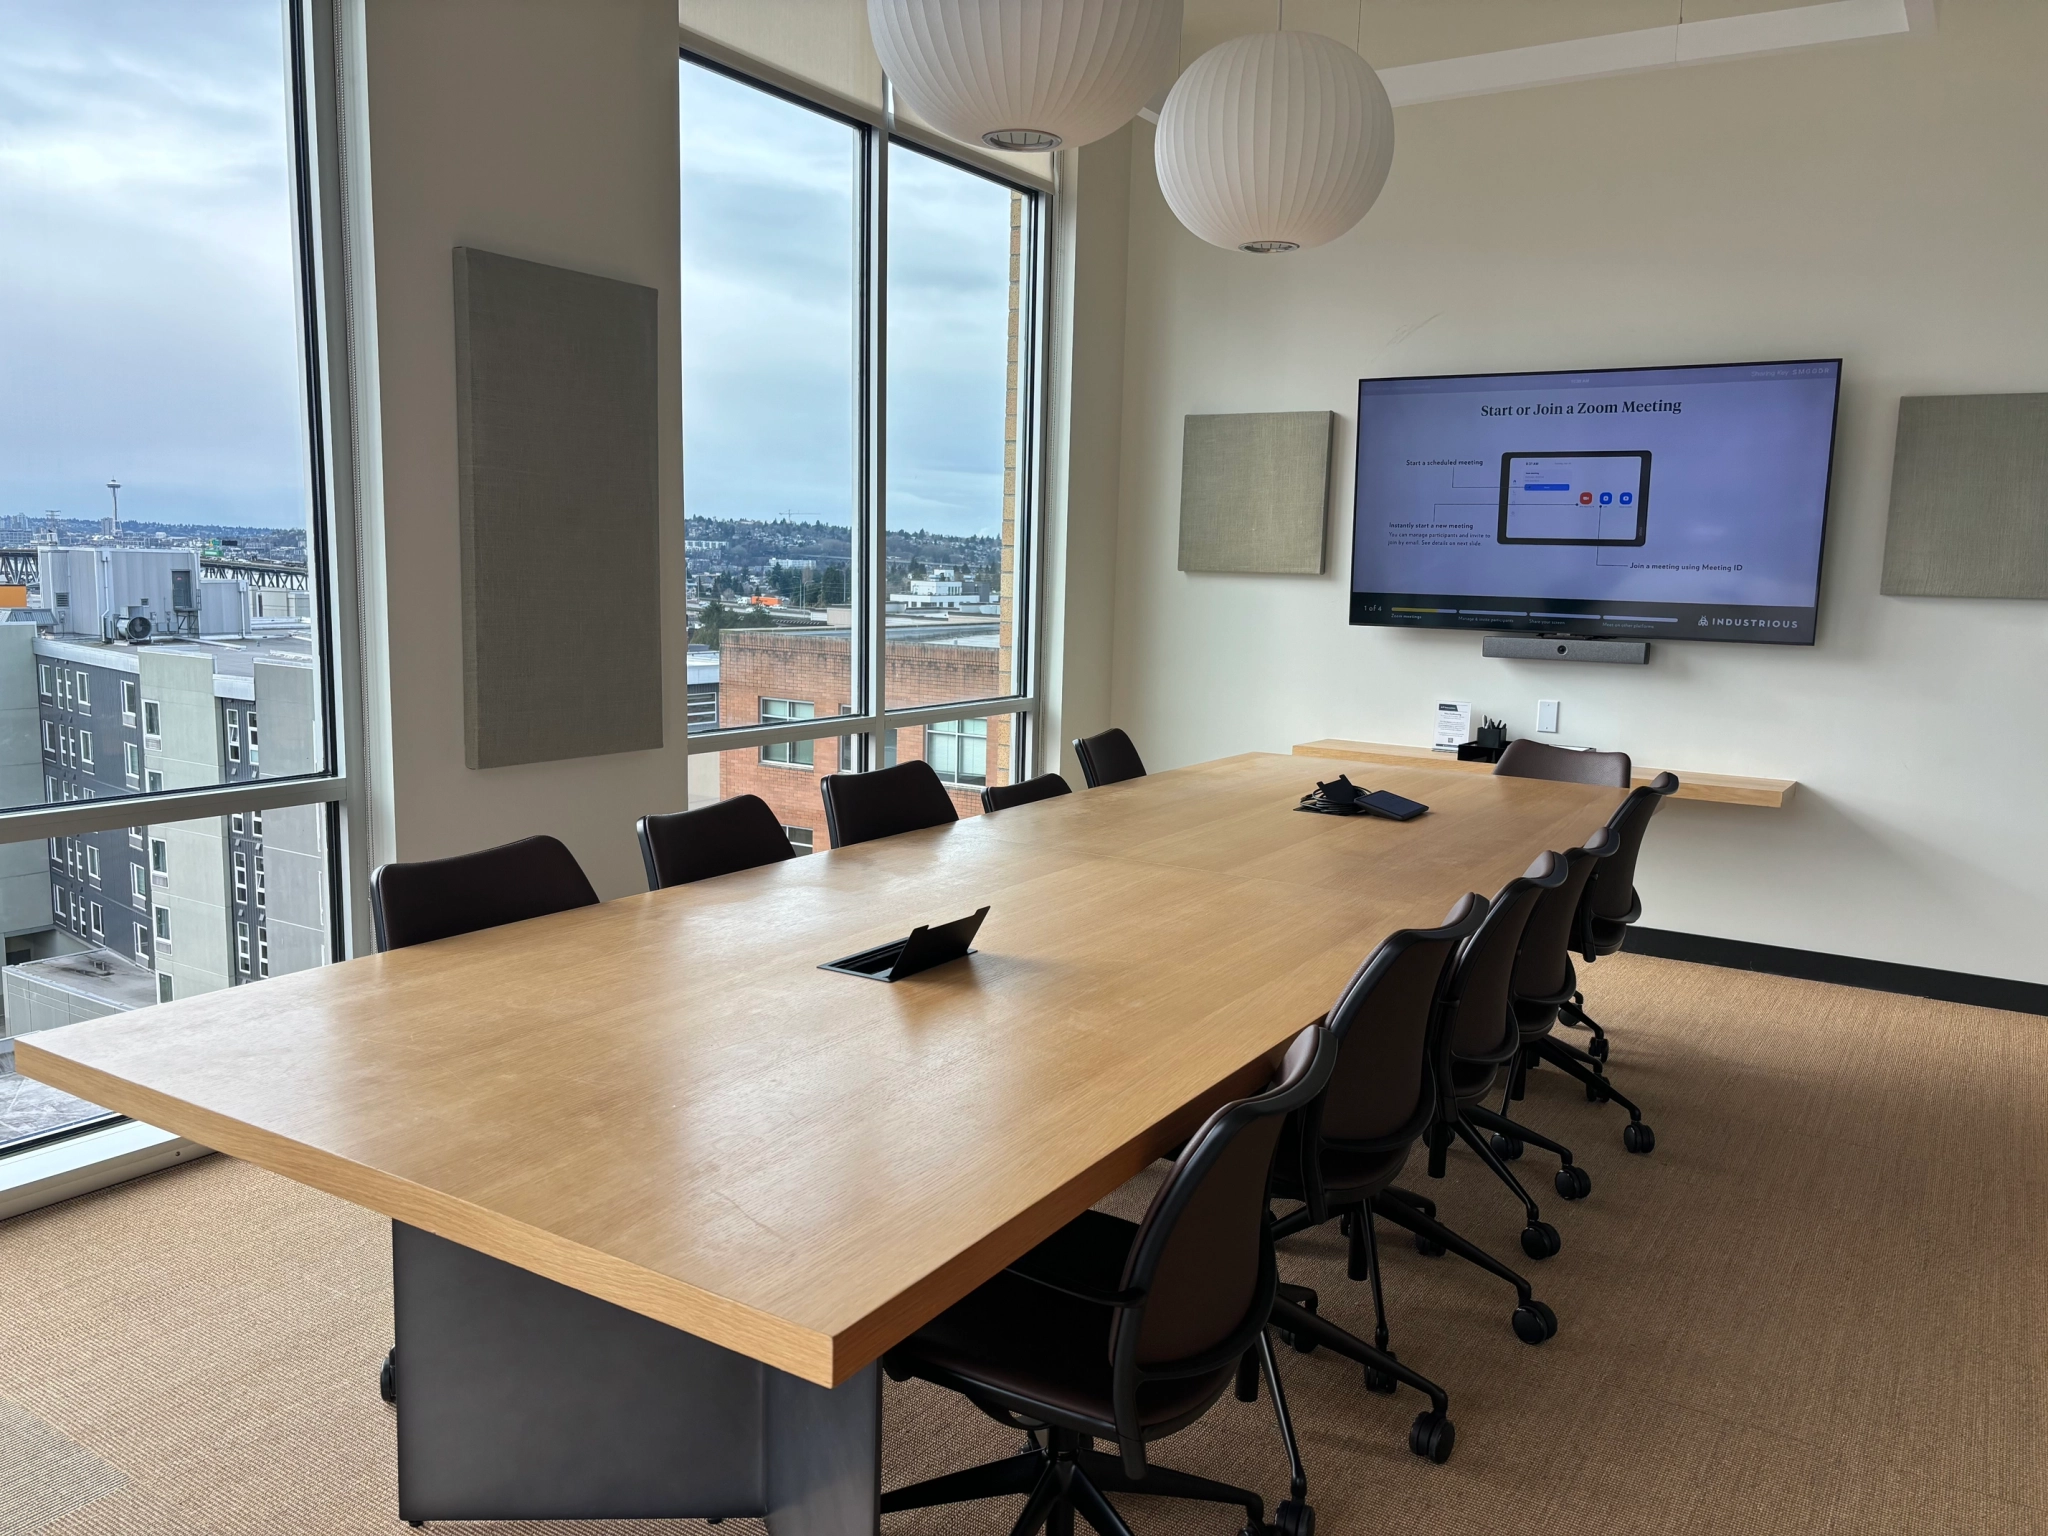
<box><xmin>16</xmin><ymin>753</ymin><xmax>1625</xmax><ymax>1388</ymax></box>
<box><xmin>1293</xmin><ymin>738</ymin><xmax>1797</xmax><ymax>808</ymax></box>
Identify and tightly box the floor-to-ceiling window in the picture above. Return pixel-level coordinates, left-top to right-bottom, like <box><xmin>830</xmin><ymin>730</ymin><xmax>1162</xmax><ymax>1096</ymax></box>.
<box><xmin>678</xmin><ymin>53</ymin><xmax>1045</xmax><ymax>848</ymax></box>
<box><xmin>0</xmin><ymin>0</ymin><xmax>357</xmax><ymax>1157</ymax></box>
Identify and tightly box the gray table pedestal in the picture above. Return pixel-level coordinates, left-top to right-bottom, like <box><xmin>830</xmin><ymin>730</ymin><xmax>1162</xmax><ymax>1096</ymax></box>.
<box><xmin>390</xmin><ymin>1222</ymin><xmax>880</xmax><ymax>1533</ymax></box>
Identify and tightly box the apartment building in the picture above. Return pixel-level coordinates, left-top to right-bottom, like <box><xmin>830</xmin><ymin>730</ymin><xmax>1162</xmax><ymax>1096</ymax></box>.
<box><xmin>0</xmin><ymin>550</ymin><xmax>327</xmax><ymax>1054</ymax></box>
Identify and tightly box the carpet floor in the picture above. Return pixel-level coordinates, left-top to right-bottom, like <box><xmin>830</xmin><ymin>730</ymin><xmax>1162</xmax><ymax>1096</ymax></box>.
<box><xmin>0</xmin><ymin>952</ymin><xmax>2041</xmax><ymax>1535</ymax></box>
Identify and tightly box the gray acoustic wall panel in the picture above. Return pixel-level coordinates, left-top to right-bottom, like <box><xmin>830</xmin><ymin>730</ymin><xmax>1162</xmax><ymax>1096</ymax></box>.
<box><xmin>454</xmin><ymin>247</ymin><xmax>663</xmax><ymax>768</ymax></box>
<box><xmin>1179</xmin><ymin>411</ymin><xmax>1332</xmax><ymax>575</ymax></box>
<box><xmin>1882</xmin><ymin>393</ymin><xmax>2048</xmax><ymax>600</ymax></box>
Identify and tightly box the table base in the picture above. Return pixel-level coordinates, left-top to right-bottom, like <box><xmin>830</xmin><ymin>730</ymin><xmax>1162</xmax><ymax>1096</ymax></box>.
<box><xmin>391</xmin><ymin>1223</ymin><xmax>880</xmax><ymax>1532</ymax></box>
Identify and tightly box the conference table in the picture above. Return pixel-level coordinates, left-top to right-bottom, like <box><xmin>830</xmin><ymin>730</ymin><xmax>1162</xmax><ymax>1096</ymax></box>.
<box><xmin>16</xmin><ymin>751</ymin><xmax>1627</xmax><ymax>1533</ymax></box>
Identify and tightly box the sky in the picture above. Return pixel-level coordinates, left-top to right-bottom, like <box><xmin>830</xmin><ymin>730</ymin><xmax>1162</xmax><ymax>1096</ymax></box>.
<box><xmin>0</xmin><ymin>11</ymin><xmax>1017</xmax><ymax>541</ymax></box>
<box><xmin>0</xmin><ymin>0</ymin><xmax>308</xmax><ymax>531</ymax></box>
<box><xmin>681</xmin><ymin>60</ymin><xmax>1017</xmax><ymax>542</ymax></box>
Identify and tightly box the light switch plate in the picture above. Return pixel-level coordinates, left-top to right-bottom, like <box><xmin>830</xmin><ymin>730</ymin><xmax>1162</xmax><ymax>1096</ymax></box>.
<box><xmin>1537</xmin><ymin>699</ymin><xmax>1561</xmax><ymax>734</ymax></box>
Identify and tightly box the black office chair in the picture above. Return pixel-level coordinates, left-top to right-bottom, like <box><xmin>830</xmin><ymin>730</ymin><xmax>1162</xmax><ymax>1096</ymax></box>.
<box><xmin>1262</xmin><ymin>897</ymin><xmax>1500</xmax><ymax>1466</ymax></box>
<box><xmin>981</xmin><ymin>772</ymin><xmax>1072</xmax><ymax>814</ymax></box>
<box><xmin>1576</xmin><ymin>772</ymin><xmax>1679</xmax><ymax>965</ymax></box>
<box><xmin>369</xmin><ymin>835</ymin><xmax>599</xmax><ymax>953</ymax></box>
<box><xmin>819</xmin><ymin>759</ymin><xmax>958</xmax><ymax>849</ymax></box>
<box><xmin>368</xmin><ymin>833</ymin><xmax>601</xmax><ymax>1404</ymax></box>
<box><xmin>1490</xmin><ymin>832</ymin><xmax>1618</xmax><ymax>1176</ymax></box>
<box><xmin>636</xmin><ymin>794</ymin><xmax>794</xmax><ymax>890</ymax></box>
<box><xmin>883</xmin><ymin>1024</ymin><xmax>1335</xmax><ymax>1536</ymax></box>
<box><xmin>1422</xmin><ymin>855</ymin><xmax>1576</xmax><ymax>1265</ymax></box>
<box><xmin>1493</xmin><ymin>738</ymin><xmax>1632</xmax><ymax>788</ymax></box>
<box><xmin>1529</xmin><ymin>773</ymin><xmax>1679</xmax><ymax>1152</ymax></box>
<box><xmin>1269</xmin><ymin>888</ymin><xmax>1556</xmax><ymax>1409</ymax></box>
<box><xmin>1073</xmin><ymin>728</ymin><xmax>1146</xmax><ymax>788</ymax></box>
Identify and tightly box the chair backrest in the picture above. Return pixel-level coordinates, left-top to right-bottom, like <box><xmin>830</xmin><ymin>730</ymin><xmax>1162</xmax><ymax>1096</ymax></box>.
<box><xmin>370</xmin><ymin>835</ymin><xmax>598</xmax><ymax>953</ymax></box>
<box><xmin>1580</xmin><ymin>772</ymin><xmax>1679</xmax><ymax>937</ymax></box>
<box><xmin>1106</xmin><ymin>1021</ymin><xmax>1333</xmax><ymax>1465</ymax></box>
<box><xmin>636</xmin><ymin>794</ymin><xmax>793</xmax><ymax>890</ymax></box>
<box><xmin>1313</xmin><ymin>896</ymin><xmax>1487</xmax><ymax>1147</ymax></box>
<box><xmin>1507</xmin><ymin>830</ymin><xmax>1614</xmax><ymax>1005</ymax></box>
<box><xmin>980</xmin><ymin>772</ymin><xmax>1072</xmax><ymax>814</ymax></box>
<box><xmin>1073</xmin><ymin>728</ymin><xmax>1146</xmax><ymax>788</ymax></box>
<box><xmin>1494</xmin><ymin>737</ymin><xmax>1633</xmax><ymax>788</ymax></box>
<box><xmin>1440</xmin><ymin>852</ymin><xmax>1568</xmax><ymax>1067</ymax></box>
<box><xmin>819</xmin><ymin>759</ymin><xmax>959</xmax><ymax>849</ymax></box>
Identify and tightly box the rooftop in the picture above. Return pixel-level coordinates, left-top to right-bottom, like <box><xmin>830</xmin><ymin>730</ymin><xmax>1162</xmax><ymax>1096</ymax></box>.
<box><xmin>6</xmin><ymin>950</ymin><xmax>160</xmax><ymax>1012</ymax></box>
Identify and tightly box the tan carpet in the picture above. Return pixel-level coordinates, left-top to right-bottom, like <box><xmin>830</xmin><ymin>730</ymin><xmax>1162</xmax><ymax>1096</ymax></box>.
<box><xmin>0</xmin><ymin>953</ymin><xmax>2041</xmax><ymax>1535</ymax></box>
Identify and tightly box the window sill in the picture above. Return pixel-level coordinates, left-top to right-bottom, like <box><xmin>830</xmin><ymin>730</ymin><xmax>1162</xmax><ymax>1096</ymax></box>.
<box><xmin>0</xmin><ymin>1120</ymin><xmax>212</xmax><ymax>1221</ymax></box>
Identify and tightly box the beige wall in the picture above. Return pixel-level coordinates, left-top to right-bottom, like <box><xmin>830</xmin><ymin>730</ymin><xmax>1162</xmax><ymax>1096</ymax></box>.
<box><xmin>1109</xmin><ymin>0</ymin><xmax>2048</xmax><ymax>981</ymax></box>
<box><xmin>357</xmin><ymin>0</ymin><xmax>690</xmax><ymax>898</ymax></box>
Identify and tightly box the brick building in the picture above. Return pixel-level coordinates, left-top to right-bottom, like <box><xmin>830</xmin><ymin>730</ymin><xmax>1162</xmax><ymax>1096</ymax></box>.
<box><xmin>714</xmin><ymin>623</ymin><xmax>1014</xmax><ymax>849</ymax></box>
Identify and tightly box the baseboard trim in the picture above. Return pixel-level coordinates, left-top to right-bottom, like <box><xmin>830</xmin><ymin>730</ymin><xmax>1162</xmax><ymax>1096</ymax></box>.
<box><xmin>1623</xmin><ymin>928</ymin><xmax>2048</xmax><ymax>1017</ymax></box>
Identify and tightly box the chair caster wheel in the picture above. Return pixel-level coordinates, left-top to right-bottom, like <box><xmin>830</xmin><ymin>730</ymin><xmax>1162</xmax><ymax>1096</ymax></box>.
<box><xmin>1555</xmin><ymin>1165</ymin><xmax>1591</xmax><ymax>1200</ymax></box>
<box><xmin>1364</xmin><ymin>1348</ymin><xmax>1398</xmax><ymax>1396</ymax></box>
<box><xmin>379</xmin><ymin>1349</ymin><xmax>396</xmax><ymax>1405</ymax></box>
<box><xmin>1511</xmin><ymin>1299</ymin><xmax>1558</xmax><ymax>1345</ymax></box>
<box><xmin>1270</xmin><ymin>1499</ymin><xmax>1315</xmax><ymax>1536</ymax></box>
<box><xmin>1520</xmin><ymin>1221</ymin><xmax>1561</xmax><ymax>1260</ymax></box>
<box><xmin>1585</xmin><ymin>1080</ymin><xmax>1612</xmax><ymax>1103</ymax></box>
<box><xmin>1414</xmin><ymin>1234</ymin><xmax>1445</xmax><ymax>1258</ymax></box>
<box><xmin>1409</xmin><ymin>1410</ymin><xmax>1456</xmax><ymax>1463</ymax></box>
<box><xmin>1623</xmin><ymin>1121</ymin><xmax>1656</xmax><ymax>1154</ymax></box>
<box><xmin>1490</xmin><ymin>1132</ymin><xmax>1524</xmax><ymax>1160</ymax></box>
<box><xmin>1589</xmin><ymin>1036</ymin><xmax>1610</xmax><ymax>1061</ymax></box>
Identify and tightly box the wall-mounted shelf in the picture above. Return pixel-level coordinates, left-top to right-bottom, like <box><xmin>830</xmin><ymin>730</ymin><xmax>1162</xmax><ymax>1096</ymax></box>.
<box><xmin>1292</xmin><ymin>739</ymin><xmax>1797</xmax><ymax>809</ymax></box>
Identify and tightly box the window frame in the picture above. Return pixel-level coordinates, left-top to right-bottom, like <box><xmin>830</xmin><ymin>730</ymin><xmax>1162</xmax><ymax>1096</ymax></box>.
<box><xmin>676</xmin><ymin>43</ymin><xmax>1051</xmax><ymax>787</ymax></box>
<box><xmin>0</xmin><ymin>0</ymin><xmax>371</xmax><ymax>1180</ymax></box>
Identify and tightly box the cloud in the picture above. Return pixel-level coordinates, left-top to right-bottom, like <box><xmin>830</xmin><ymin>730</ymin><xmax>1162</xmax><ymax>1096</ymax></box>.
<box><xmin>0</xmin><ymin>0</ymin><xmax>306</xmax><ymax>529</ymax></box>
<box><xmin>681</xmin><ymin>61</ymin><xmax>1019</xmax><ymax>540</ymax></box>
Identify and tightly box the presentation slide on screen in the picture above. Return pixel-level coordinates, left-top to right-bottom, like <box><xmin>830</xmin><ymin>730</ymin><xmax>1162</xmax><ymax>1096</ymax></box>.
<box><xmin>1350</xmin><ymin>362</ymin><xmax>1839</xmax><ymax>642</ymax></box>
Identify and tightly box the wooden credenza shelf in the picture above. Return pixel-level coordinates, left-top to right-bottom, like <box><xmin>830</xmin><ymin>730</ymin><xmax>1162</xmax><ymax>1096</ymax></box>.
<box><xmin>1292</xmin><ymin>739</ymin><xmax>1797</xmax><ymax>808</ymax></box>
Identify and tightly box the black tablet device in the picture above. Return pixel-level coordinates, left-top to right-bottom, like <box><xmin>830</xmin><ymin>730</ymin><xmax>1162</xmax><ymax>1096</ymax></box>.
<box><xmin>820</xmin><ymin>906</ymin><xmax>989</xmax><ymax>982</ymax></box>
<box><xmin>1357</xmin><ymin>789</ymin><xmax>1428</xmax><ymax>821</ymax></box>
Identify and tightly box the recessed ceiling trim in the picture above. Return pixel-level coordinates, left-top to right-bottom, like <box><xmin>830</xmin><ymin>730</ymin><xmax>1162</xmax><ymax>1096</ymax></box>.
<box><xmin>1136</xmin><ymin>0</ymin><xmax>1934</xmax><ymax>121</ymax></box>
<box><xmin>1378</xmin><ymin>0</ymin><xmax>1935</xmax><ymax>108</ymax></box>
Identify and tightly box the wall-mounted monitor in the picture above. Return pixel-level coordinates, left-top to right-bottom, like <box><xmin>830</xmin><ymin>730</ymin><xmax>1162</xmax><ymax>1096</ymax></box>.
<box><xmin>1350</xmin><ymin>359</ymin><xmax>1842</xmax><ymax>645</ymax></box>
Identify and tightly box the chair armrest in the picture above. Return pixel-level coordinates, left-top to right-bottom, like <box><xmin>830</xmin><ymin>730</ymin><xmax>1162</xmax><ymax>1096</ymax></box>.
<box><xmin>1003</xmin><ymin>1209</ymin><xmax>1147</xmax><ymax>1309</ymax></box>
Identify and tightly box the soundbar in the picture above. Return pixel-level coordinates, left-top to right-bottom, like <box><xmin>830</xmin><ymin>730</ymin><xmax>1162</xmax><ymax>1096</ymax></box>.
<box><xmin>1483</xmin><ymin>634</ymin><xmax>1650</xmax><ymax>665</ymax></box>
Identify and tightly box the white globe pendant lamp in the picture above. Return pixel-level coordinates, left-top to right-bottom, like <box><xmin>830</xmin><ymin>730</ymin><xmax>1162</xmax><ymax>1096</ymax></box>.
<box><xmin>868</xmin><ymin>0</ymin><xmax>1183</xmax><ymax>151</ymax></box>
<box><xmin>1154</xmin><ymin>29</ymin><xmax>1395</xmax><ymax>253</ymax></box>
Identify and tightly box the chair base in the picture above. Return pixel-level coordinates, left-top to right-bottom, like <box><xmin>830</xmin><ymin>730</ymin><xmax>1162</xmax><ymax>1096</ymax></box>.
<box><xmin>1373</xmin><ymin>1188</ymin><xmax>1559</xmax><ymax>1345</ymax></box>
<box><xmin>1534</xmin><ymin>1032</ymin><xmax>1656</xmax><ymax>1154</ymax></box>
<box><xmin>882</xmin><ymin>1428</ymin><xmax>1278</xmax><ymax>1536</ymax></box>
<box><xmin>1270</xmin><ymin>1284</ymin><xmax>1456</xmax><ymax>1463</ymax></box>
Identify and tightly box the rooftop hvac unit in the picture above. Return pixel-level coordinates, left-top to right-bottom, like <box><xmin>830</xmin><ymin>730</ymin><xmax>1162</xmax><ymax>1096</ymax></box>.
<box><xmin>103</xmin><ymin>608</ymin><xmax>152</xmax><ymax>644</ymax></box>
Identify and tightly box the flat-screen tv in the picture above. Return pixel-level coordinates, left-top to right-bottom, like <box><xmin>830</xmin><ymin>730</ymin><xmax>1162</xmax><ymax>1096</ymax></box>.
<box><xmin>1349</xmin><ymin>359</ymin><xmax>1842</xmax><ymax>645</ymax></box>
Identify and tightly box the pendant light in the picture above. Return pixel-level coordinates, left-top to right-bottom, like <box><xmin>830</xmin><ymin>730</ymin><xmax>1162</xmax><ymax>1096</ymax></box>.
<box><xmin>1154</xmin><ymin>29</ymin><xmax>1395</xmax><ymax>253</ymax></box>
<box><xmin>868</xmin><ymin>0</ymin><xmax>1183</xmax><ymax>151</ymax></box>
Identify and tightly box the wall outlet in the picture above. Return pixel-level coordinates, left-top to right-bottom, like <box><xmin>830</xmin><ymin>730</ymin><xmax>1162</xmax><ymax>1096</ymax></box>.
<box><xmin>1537</xmin><ymin>699</ymin><xmax>1561</xmax><ymax>734</ymax></box>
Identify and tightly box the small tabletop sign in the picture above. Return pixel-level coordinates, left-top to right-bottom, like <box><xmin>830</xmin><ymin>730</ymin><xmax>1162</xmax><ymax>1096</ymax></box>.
<box><xmin>1434</xmin><ymin>700</ymin><xmax>1474</xmax><ymax>751</ymax></box>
